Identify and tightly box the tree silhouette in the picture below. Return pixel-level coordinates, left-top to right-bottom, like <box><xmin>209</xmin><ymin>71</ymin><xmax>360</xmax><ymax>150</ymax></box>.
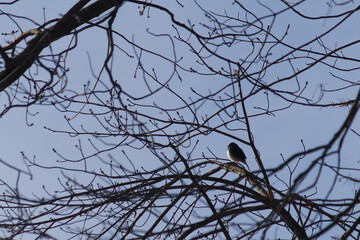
<box><xmin>0</xmin><ymin>0</ymin><xmax>359</xmax><ymax>239</ymax></box>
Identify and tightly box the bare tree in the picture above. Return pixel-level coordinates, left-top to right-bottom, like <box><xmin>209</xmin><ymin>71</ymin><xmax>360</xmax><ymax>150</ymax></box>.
<box><xmin>0</xmin><ymin>0</ymin><xmax>359</xmax><ymax>239</ymax></box>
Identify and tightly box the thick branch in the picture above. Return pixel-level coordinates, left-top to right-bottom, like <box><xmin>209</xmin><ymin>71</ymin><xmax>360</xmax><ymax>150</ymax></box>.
<box><xmin>0</xmin><ymin>0</ymin><xmax>124</xmax><ymax>92</ymax></box>
<box><xmin>214</xmin><ymin>161</ymin><xmax>309</xmax><ymax>239</ymax></box>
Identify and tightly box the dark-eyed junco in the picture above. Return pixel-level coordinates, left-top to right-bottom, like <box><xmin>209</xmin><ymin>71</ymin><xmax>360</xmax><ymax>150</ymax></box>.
<box><xmin>227</xmin><ymin>142</ymin><xmax>249</xmax><ymax>170</ymax></box>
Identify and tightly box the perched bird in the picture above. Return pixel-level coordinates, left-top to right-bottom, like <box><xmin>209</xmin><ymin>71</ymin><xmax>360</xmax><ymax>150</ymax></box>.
<box><xmin>227</xmin><ymin>142</ymin><xmax>249</xmax><ymax>170</ymax></box>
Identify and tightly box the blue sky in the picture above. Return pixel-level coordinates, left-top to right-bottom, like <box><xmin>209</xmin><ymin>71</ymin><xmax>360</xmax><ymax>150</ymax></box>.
<box><xmin>0</xmin><ymin>0</ymin><xmax>359</xmax><ymax>239</ymax></box>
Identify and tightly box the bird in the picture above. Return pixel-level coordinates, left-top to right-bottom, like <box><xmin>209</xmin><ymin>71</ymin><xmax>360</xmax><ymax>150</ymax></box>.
<box><xmin>227</xmin><ymin>142</ymin><xmax>249</xmax><ymax>170</ymax></box>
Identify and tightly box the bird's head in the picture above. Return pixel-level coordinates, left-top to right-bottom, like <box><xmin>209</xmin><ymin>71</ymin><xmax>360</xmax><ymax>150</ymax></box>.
<box><xmin>228</xmin><ymin>142</ymin><xmax>236</xmax><ymax>148</ymax></box>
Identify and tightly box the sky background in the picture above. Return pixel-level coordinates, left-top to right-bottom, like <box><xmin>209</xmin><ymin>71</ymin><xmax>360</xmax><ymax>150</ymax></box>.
<box><xmin>0</xmin><ymin>0</ymin><xmax>360</xmax><ymax>239</ymax></box>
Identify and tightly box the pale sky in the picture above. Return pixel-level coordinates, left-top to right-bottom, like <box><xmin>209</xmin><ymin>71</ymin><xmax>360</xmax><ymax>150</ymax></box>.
<box><xmin>0</xmin><ymin>1</ymin><xmax>359</xmax><ymax>239</ymax></box>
